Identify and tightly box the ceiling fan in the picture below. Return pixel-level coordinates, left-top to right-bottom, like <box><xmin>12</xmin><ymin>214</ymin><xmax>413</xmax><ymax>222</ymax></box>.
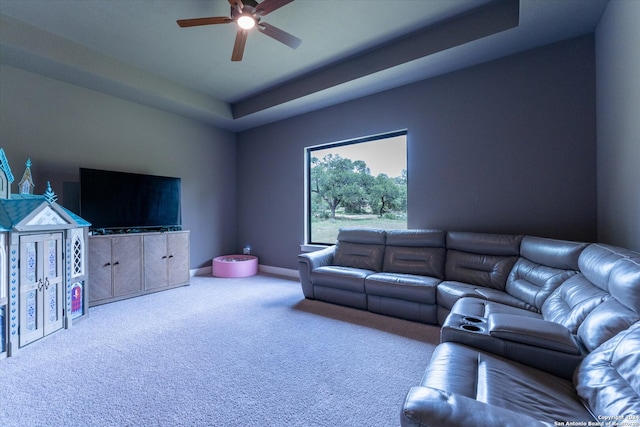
<box><xmin>177</xmin><ymin>0</ymin><xmax>301</xmax><ymax>62</ymax></box>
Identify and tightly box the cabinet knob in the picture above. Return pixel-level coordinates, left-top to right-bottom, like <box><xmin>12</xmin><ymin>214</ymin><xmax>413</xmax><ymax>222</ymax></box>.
<box><xmin>113</xmin><ymin>261</ymin><xmax>120</xmax><ymax>266</ymax></box>
<box><xmin>104</xmin><ymin>262</ymin><xmax>111</xmax><ymax>267</ymax></box>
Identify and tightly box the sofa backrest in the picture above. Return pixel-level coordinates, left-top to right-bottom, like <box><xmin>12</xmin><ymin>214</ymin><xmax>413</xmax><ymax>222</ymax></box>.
<box><xmin>575</xmin><ymin>321</ymin><xmax>640</xmax><ymax>417</ymax></box>
<box><xmin>333</xmin><ymin>228</ymin><xmax>387</xmax><ymax>272</ymax></box>
<box><xmin>576</xmin><ymin>244</ymin><xmax>640</xmax><ymax>352</ymax></box>
<box><xmin>383</xmin><ymin>229</ymin><xmax>446</xmax><ymax>279</ymax></box>
<box><xmin>506</xmin><ymin>236</ymin><xmax>588</xmax><ymax>311</ymax></box>
<box><xmin>541</xmin><ymin>273</ymin><xmax>607</xmax><ymax>334</ymax></box>
<box><xmin>445</xmin><ymin>232</ymin><xmax>522</xmax><ymax>290</ymax></box>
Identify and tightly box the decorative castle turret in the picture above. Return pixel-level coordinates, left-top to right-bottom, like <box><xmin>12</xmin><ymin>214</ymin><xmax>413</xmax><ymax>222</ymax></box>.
<box><xmin>18</xmin><ymin>159</ymin><xmax>35</xmax><ymax>195</ymax></box>
<box><xmin>0</xmin><ymin>149</ymin><xmax>14</xmax><ymax>199</ymax></box>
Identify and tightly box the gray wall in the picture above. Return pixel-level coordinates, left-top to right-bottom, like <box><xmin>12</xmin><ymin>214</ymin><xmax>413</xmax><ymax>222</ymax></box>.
<box><xmin>0</xmin><ymin>64</ymin><xmax>238</xmax><ymax>269</ymax></box>
<box><xmin>237</xmin><ymin>35</ymin><xmax>597</xmax><ymax>270</ymax></box>
<box><xmin>6</xmin><ymin>18</ymin><xmax>636</xmax><ymax>274</ymax></box>
<box><xmin>595</xmin><ymin>0</ymin><xmax>640</xmax><ymax>252</ymax></box>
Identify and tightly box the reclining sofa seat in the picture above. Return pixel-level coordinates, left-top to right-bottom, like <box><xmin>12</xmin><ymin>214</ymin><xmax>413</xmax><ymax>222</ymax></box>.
<box><xmin>401</xmin><ymin>321</ymin><xmax>640</xmax><ymax>426</ymax></box>
<box><xmin>435</xmin><ymin>232</ymin><xmax>523</xmax><ymax>324</ymax></box>
<box><xmin>307</xmin><ymin>228</ymin><xmax>386</xmax><ymax>309</ymax></box>
<box><xmin>447</xmin><ymin>235</ymin><xmax>590</xmax><ymax>323</ymax></box>
<box><xmin>402</xmin><ymin>244</ymin><xmax>640</xmax><ymax>425</ymax></box>
<box><xmin>365</xmin><ymin>229</ymin><xmax>445</xmax><ymax>324</ymax></box>
<box><xmin>444</xmin><ymin>242</ymin><xmax>640</xmax><ymax>378</ymax></box>
<box><xmin>441</xmin><ymin>236</ymin><xmax>590</xmax><ymax>377</ymax></box>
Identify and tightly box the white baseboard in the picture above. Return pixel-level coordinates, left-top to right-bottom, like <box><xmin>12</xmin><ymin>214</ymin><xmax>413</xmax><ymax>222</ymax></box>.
<box><xmin>258</xmin><ymin>265</ymin><xmax>299</xmax><ymax>279</ymax></box>
<box><xmin>191</xmin><ymin>266</ymin><xmax>212</xmax><ymax>277</ymax></box>
<box><xmin>191</xmin><ymin>264</ymin><xmax>298</xmax><ymax>280</ymax></box>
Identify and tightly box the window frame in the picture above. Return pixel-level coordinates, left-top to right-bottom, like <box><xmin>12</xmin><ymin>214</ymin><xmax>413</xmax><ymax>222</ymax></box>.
<box><xmin>304</xmin><ymin>129</ymin><xmax>408</xmax><ymax>246</ymax></box>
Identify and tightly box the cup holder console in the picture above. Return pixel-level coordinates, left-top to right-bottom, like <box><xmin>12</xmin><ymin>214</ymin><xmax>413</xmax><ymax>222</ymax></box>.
<box><xmin>450</xmin><ymin>315</ymin><xmax>487</xmax><ymax>333</ymax></box>
<box><xmin>442</xmin><ymin>314</ymin><xmax>490</xmax><ymax>342</ymax></box>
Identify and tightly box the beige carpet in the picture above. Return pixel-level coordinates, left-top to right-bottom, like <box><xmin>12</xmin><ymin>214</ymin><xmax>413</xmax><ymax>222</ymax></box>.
<box><xmin>0</xmin><ymin>274</ymin><xmax>439</xmax><ymax>426</ymax></box>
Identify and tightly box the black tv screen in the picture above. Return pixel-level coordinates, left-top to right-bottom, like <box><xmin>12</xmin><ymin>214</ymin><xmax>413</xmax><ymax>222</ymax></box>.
<box><xmin>79</xmin><ymin>168</ymin><xmax>182</xmax><ymax>231</ymax></box>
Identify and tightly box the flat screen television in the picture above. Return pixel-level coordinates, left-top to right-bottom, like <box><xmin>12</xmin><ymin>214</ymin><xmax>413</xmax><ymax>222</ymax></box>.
<box><xmin>79</xmin><ymin>168</ymin><xmax>182</xmax><ymax>232</ymax></box>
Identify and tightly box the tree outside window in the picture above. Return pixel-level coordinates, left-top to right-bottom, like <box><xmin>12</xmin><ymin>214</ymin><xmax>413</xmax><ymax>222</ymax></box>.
<box><xmin>306</xmin><ymin>131</ymin><xmax>407</xmax><ymax>245</ymax></box>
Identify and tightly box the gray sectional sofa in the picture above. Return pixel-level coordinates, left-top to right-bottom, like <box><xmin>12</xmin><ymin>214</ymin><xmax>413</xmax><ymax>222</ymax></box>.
<box><xmin>297</xmin><ymin>228</ymin><xmax>640</xmax><ymax>425</ymax></box>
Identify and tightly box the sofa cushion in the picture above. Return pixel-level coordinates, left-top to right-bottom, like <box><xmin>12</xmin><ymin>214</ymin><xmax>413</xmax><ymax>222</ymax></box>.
<box><xmin>519</xmin><ymin>236</ymin><xmax>587</xmax><ymax>270</ymax></box>
<box><xmin>436</xmin><ymin>282</ymin><xmax>482</xmax><ymax>311</ymax></box>
<box><xmin>451</xmin><ymin>297</ymin><xmax>542</xmax><ymax>320</ymax></box>
<box><xmin>420</xmin><ymin>342</ymin><xmax>594</xmax><ymax>422</ymax></box>
<box><xmin>386</xmin><ymin>229</ymin><xmax>446</xmax><ymax>247</ymax></box>
<box><xmin>578</xmin><ymin>298</ymin><xmax>640</xmax><ymax>352</ymax></box>
<box><xmin>577</xmin><ymin>251</ymin><xmax>640</xmax><ymax>352</ymax></box>
<box><xmin>332</xmin><ymin>228</ymin><xmax>386</xmax><ymax>271</ymax></box>
<box><xmin>334</xmin><ymin>241</ymin><xmax>385</xmax><ymax>272</ymax></box>
<box><xmin>383</xmin><ymin>229</ymin><xmax>446</xmax><ymax>278</ymax></box>
<box><xmin>444</xmin><ymin>231</ymin><xmax>521</xmax><ymax>291</ymax></box>
<box><xmin>473</xmin><ymin>287</ymin><xmax>535</xmax><ymax>310</ymax></box>
<box><xmin>437</xmin><ymin>282</ymin><xmax>532</xmax><ymax>312</ymax></box>
<box><xmin>446</xmin><ymin>232</ymin><xmax>522</xmax><ymax>256</ymax></box>
<box><xmin>575</xmin><ymin>321</ymin><xmax>640</xmax><ymax>417</ymax></box>
<box><xmin>401</xmin><ymin>386</ymin><xmax>550</xmax><ymax>427</ymax></box>
<box><xmin>365</xmin><ymin>273</ymin><xmax>439</xmax><ymax>304</ymax></box>
<box><xmin>336</xmin><ymin>227</ymin><xmax>387</xmax><ymax>245</ymax></box>
<box><xmin>445</xmin><ymin>250</ymin><xmax>519</xmax><ymax>290</ymax></box>
<box><xmin>505</xmin><ymin>258</ymin><xmax>577</xmax><ymax>309</ymax></box>
<box><xmin>608</xmin><ymin>257</ymin><xmax>640</xmax><ymax>313</ymax></box>
<box><xmin>383</xmin><ymin>246</ymin><xmax>446</xmax><ymax>278</ymax></box>
<box><xmin>541</xmin><ymin>273</ymin><xmax>607</xmax><ymax>334</ymax></box>
<box><xmin>578</xmin><ymin>243</ymin><xmax>637</xmax><ymax>291</ymax></box>
<box><xmin>311</xmin><ymin>266</ymin><xmax>372</xmax><ymax>293</ymax></box>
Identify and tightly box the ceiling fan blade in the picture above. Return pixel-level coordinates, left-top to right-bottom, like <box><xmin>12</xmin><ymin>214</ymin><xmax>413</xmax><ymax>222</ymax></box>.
<box><xmin>255</xmin><ymin>0</ymin><xmax>294</xmax><ymax>16</ymax></box>
<box><xmin>228</xmin><ymin>0</ymin><xmax>244</xmax><ymax>14</ymax></box>
<box><xmin>258</xmin><ymin>22</ymin><xmax>301</xmax><ymax>49</ymax></box>
<box><xmin>232</xmin><ymin>29</ymin><xmax>249</xmax><ymax>61</ymax></box>
<box><xmin>177</xmin><ymin>17</ymin><xmax>233</xmax><ymax>27</ymax></box>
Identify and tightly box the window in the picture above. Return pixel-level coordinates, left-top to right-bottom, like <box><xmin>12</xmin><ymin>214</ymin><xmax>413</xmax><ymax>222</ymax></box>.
<box><xmin>306</xmin><ymin>130</ymin><xmax>407</xmax><ymax>245</ymax></box>
<box><xmin>71</xmin><ymin>229</ymin><xmax>84</xmax><ymax>277</ymax></box>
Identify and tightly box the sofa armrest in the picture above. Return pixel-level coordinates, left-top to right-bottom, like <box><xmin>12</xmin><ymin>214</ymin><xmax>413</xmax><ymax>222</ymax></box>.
<box><xmin>297</xmin><ymin>246</ymin><xmax>335</xmax><ymax>298</ymax></box>
<box><xmin>401</xmin><ymin>386</ymin><xmax>551</xmax><ymax>427</ymax></box>
<box><xmin>487</xmin><ymin>313</ymin><xmax>580</xmax><ymax>354</ymax></box>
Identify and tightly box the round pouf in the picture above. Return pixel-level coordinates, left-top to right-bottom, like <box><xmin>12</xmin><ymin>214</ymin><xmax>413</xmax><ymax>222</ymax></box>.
<box><xmin>212</xmin><ymin>255</ymin><xmax>258</xmax><ymax>278</ymax></box>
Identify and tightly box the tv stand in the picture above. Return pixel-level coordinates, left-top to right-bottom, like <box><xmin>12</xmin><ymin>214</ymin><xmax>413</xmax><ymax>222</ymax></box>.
<box><xmin>88</xmin><ymin>230</ymin><xmax>189</xmax><ymax>306</ymax></box>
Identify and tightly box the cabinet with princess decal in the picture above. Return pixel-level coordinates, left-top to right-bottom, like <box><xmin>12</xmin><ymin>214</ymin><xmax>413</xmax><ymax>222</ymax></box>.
<box><xmin>0</xmin><ymin>150</ymin><xmax>90</xmax><ymax>359</ymax></box>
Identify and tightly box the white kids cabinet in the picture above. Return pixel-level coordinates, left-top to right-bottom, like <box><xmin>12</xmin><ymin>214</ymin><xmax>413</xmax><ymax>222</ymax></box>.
<box><xmin>0</xmin><ymin>196</ymin><xmax>90</xmax><ymax>358</ymax></box>
<box><xmin>0</xmin><ymin>155</ymin><xmax>90</xmax><ymax>358</ymax></box>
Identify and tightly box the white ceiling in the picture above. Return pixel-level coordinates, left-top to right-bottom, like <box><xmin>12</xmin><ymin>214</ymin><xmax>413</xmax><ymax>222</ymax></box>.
<box><xmin>0</xmin><ymin>0</ymin><xmax>609</xmax><ymax>131</ymax></box>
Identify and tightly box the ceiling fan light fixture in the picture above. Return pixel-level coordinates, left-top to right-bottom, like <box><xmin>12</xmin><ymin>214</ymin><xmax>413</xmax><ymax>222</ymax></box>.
<box><xmin>177</xmin><ymin>0</ymin><xmax>300</xmax><ymax>61</ymax></box>
<box><xmin>237</xmin><ymin>15</ymin><xmax>256</xmax><ymax>30</ymax></box>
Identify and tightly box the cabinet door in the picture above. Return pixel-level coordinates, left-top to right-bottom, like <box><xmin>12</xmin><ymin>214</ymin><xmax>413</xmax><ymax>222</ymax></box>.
<box><xmin>88</xmin><ymin>237</ymin><xmax>114</xmax><ymax>303</ymax></box>
<box><xmin>167</xmin><ymin>232</ymin><xmax>189</xmax><ymax>286</ymax></box>
<box><xmin>143</xmin><ymin>234</ymin><xmax>167</xmax><ymax>290</ymax></box>
<box><xmin>19</xmin><ymin>233</ymin><xmax>64</xmax><ymax>347</ymax></box>
<box><xmin>112</xmin><ymin>236</ymin><xmax>143</xmax><ymax>297</ymax></box>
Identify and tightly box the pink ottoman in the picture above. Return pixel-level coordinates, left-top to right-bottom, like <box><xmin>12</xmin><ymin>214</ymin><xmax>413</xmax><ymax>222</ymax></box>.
<box><xmin>212</xmin><ymin>255</ymin><xmax>258</xmax><ymax>278</ymax></box>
